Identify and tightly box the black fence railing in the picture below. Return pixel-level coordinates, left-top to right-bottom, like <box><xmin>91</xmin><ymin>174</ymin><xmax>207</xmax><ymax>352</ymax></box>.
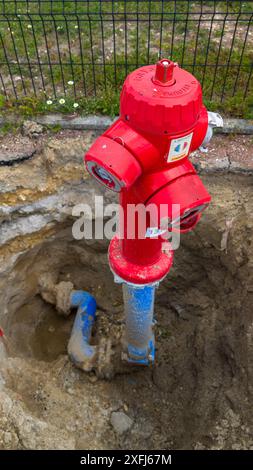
<box><xmin>0</xmin><ymin>1</ymin><xmax>252</xmax><ymax>116</ymax></box>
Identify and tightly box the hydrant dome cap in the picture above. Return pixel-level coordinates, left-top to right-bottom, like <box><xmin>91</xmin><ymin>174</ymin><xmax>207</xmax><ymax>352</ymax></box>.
<box><xmin>120</xmin><ymin>61</ymin><xmax>203</xmax><ymax>135</ymax></box>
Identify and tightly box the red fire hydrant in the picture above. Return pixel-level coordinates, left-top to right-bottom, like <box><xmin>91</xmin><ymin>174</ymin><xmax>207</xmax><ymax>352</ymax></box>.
<box><xmin>84</xmin><ymin>59</ymin><xmax>222</xmax><ymax>365</ymax></box>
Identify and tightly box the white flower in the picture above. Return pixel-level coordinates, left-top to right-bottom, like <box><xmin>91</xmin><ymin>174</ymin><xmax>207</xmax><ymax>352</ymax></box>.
<box><xmin>27</xmin><ymin>24</ymin><xmax>32</xmax><ymax>29</ymax></box>
<box><xmin>46</xmin><ymin>100</ymin><xmax>53</xmax><ymax>105</ymax></box>
<box><xmin>59</xmin><ymin>98</ymin><xmax>65</xmax><ymax>105</ymax></box>
<box><xmin>68</xmin><ymin>80</ymin><xmax>74</xmax><ymax>85</ymax></box>
<box><xmin>74</xmin><ymin>25</ymin><xmax>79</xmax><ymax>29</ymax></box>
<box><xmin>73</xmin><ymin>103</ymin><xmax>79</xmax><ymax>108</ymax></box>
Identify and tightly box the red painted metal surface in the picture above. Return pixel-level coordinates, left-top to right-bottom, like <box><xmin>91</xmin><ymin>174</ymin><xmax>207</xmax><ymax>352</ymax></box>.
<box><xmin>120</xmin><ymin>59</ymin><xmax>207</xmax><ymax>136</ymax></box>
<box><xmin>85</xmin><ymin>135</ymin><xmax>142</xmax><ymax>191</ymax></box>
<box><xmin>109</xmin><ymin>235</ymin><xmax>173</xmax><ymax>285</ymax></box>
<box><xmin>84</xmin><ymin>59</ymin><xmax>211</xmax><ymax>284</ymax></box>
<box><xmin>108</xmin><ymin>188</ymin><xmax>173</xmax><ymax>284</ymax></box>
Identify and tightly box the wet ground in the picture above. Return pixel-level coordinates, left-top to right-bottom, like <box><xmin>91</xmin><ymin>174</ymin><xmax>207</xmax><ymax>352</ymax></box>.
<box><xmin>0</xmin><ymin>130</ymin><xmax>253</xmax><ymax>449</ymax></box>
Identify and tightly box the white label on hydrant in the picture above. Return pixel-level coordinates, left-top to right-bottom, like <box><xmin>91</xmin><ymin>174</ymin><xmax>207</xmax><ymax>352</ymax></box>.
<box><xmin>146</xmin><ymin>227</ymin><xmax>167</xmax><ymax>238</ymax></box>
<box><xmin>167</xmin><ymin>132</ymin><xmax>193</xmax><ymax>162</ymax></box>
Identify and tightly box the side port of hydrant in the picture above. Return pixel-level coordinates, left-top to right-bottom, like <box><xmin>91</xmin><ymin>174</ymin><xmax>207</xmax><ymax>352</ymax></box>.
<box><xmin>80</xmin><ymin>59</ymin><xmax>222</xmax><ymax>368</ymax></box>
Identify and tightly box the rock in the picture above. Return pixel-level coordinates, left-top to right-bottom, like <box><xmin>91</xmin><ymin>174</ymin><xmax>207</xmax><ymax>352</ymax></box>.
<box><xmin>22</xmin><ymin>120</ymin><xmax>44</xmax><ymax>138</ymax></box>
<box><xmin>0</xmin><ymin>135</ymin><xmax>36</xmax><ymax>166</ymax></box>
<box><xmin>110</xmin><ymin>411</ymin><xmax>133</xmax><ymax>435</ymax></box>
<box><xmin>55</xmin><ymin>281</ymin><xmax>74</xmax><ymax>315</ymax></box>
<box><xmin>192</xmin><ymin>156</ymin><xmax>230</xmax><ymax>173</ymax></box>
<box><xmin>0</xmin><ymin>214</ymin><xmax>54</xmax><ymax>245</ymax></box>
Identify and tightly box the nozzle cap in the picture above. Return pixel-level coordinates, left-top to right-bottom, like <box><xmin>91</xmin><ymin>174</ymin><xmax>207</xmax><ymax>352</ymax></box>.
<box><xmin>153</xmin><ymin>59</ymin><xmax>175</xmax><ymax>86</ymax></box>
<box><xmin>84</xmin><ymin>136</ymin><xmax>142</xmax><ymax>192</ymax></box>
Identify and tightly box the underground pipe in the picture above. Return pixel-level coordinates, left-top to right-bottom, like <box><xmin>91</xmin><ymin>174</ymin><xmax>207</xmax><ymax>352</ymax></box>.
<box><xmin>67</xmin><ymin>290</ymin><xmax>97</xmax><ymax>371</ymax></box>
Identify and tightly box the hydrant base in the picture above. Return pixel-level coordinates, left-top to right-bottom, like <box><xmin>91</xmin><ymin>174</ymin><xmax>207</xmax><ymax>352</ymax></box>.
<box><xmin>109</xmin><ymin>236</ymin><xmax>173</xmax><ymax>285</ymax></box>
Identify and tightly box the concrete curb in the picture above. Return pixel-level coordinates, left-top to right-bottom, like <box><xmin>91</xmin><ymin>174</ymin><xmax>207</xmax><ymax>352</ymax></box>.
<box><xmin>34</xmin><ymin>114</ymin><xmax>117</xmax><ymax>131</ymax></box>
<box><xmin>0</xmin><ymin>114</ymin><xmax>253</xmax><ymax>134</ymax></box>
<box><xmin>31</xmin><ymin>114</ymin><xmax>253</xmax><ymax>135</ymax></box>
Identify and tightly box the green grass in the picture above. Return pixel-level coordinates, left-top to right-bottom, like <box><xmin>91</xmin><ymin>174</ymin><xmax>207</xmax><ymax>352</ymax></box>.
<box><xmin>0</xmin><ymin>1</ymin><xmax>252</xmax><ymax>118</ymax></box>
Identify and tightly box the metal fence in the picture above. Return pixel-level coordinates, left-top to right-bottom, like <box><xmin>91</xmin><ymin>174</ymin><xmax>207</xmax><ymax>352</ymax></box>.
<box><xmin>0</xmin><ymin>1</ymin><xmax>252</xmax><ymax>112</ymax></box>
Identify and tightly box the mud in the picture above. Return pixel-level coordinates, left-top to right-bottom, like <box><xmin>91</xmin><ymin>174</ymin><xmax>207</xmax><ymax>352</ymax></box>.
<box><xmin>0</xmin><ymin>131</ymin><xmax>253</xmax><ymax>450</ymax></box>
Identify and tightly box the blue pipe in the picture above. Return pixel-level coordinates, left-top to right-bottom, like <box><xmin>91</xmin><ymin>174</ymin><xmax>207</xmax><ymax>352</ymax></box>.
<box><xmin>122</xmin><ymin>283</ymin><xmax>156</xmax><ymax>365</ymax></box>
<box><xmin>67</xmin><ymin>285</ymin><xmax>156</xmax><ymax>369</ymax></box>
<box><xmin>67</xmin><ymin>291</ymin><xmax>97</xmax><ymax>370</ymax></box>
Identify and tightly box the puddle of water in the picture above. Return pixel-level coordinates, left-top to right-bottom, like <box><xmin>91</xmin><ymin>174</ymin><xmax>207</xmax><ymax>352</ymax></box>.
<box><xmin>8</xmin><ymin>295</ymin><xmax>74</xmax><ymax>362</ymax></box>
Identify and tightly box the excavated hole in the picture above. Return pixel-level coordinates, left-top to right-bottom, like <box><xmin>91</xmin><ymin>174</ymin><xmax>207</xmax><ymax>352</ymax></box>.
<box><xmin>0</xmin><ymin>173</ymin><xmax>253</xmax><ymax>450</ymax></box>
<box><xmin>1</xmin><ymin>234</ymin><xmax>122</xmax><ymax>367</ymax></box>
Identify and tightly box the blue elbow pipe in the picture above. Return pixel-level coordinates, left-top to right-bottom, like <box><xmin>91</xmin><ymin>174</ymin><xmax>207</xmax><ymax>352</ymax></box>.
<box><xmin>67</xmin><ymin>284</ymin><xmax>156</xmax><ymax>370</ymax></box>
<box><xmin>67</xmin><ymin>291</ymin><xmax>97</xmax><ymax>371</ymax></box>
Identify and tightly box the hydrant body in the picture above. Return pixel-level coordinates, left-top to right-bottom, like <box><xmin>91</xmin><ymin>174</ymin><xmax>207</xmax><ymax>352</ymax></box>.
<box><xmin>84</xmin><ymin>59</ymin><xmax>222</xmax><ymax>365</ymax></box>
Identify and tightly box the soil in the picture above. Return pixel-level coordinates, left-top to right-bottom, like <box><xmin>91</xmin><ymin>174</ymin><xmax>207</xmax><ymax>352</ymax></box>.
<box><xmin>0</xmin><ymin>130</ymin><xmax>253</xmax><ymax>450</ymax></box>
